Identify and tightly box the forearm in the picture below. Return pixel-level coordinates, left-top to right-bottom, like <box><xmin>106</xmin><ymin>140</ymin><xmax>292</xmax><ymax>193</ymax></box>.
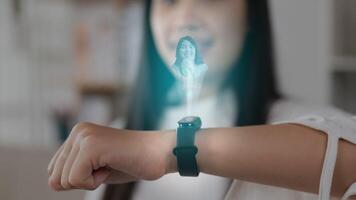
<box><xmin>47</xmin><ymin>122</ymin><xmax>356</xmax><ymax>195</ymax></box>
<box><xmin>164</xmin><ymin>124</ymin><xmax>356</xmax><ymax>197</ymax></box>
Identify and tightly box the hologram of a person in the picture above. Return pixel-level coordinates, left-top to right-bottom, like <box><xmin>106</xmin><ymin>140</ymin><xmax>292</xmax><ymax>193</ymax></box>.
<box><xmin>171</xmin><ymin>36</ymin><xmax>208</xmax><ymax>115</ymax></box>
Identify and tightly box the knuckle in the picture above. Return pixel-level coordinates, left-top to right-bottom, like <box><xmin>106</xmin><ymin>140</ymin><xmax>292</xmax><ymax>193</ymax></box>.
<box><xmin>72</xmin><ymin>122</ymin><xmax>95</xmax><ymax>136</ymax></box>
<box><xmin>60</xmin><ymin>178</ymin><xmax>70</xmax><ymax>189</ymax></box>
<box><xmin>79</xmin><ymin>135</ymin><xmax>98</xmax><ymax>150</ymax></box>
<box><xmin>73</xmin><ymin>132</ymin><xmax>86</xmax><ymax>146</ymax></box>
<box><xmin>68</xmin><ymin>176</ymin><xmax>81</xmax><ymax>188</ymax></box>
<box><xmin>71</xmin><ymin>123</ymin><xmax>100</xmax><ymax>148</ymax></box>
<box><xmin>56</xmin><ymin>152</ymin><xmax>68</xmax><ymax>165</ymax></box>
<box><xmin>59</xmin><ymin>153</ymin><xmax>68</xmax><ymax>161</ymax></box>
<box><xmin>73</xmin><ymin>122</ymin><xmax>92</xmax><ymax>130</ymax></box>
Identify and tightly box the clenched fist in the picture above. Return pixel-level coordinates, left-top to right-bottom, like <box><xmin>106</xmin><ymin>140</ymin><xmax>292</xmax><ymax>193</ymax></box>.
<box><xmin>47</xmin><ymin>122</ymin><xmax>176</xmax><ymax>191</ymax></box>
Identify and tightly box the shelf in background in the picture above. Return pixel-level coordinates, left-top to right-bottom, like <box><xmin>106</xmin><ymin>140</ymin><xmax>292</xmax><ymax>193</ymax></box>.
<box><xmin>76</xmin><ymin>82</ymin><xmax>127</xmax><ymax>96</ymax></box>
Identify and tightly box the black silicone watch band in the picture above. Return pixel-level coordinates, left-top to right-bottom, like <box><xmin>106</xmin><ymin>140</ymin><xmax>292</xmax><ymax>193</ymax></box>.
<box><xmin>173</xmin><ymin>118</ymin><xmax>200</xmax><ymax>176</ymax></box>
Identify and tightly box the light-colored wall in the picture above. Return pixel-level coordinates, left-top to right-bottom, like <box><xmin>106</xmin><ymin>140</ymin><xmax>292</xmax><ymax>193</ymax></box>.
<box><xmin>270</xmin><ymin>0</ymin><xmax>332</xmax><ymax>104</ymax></box>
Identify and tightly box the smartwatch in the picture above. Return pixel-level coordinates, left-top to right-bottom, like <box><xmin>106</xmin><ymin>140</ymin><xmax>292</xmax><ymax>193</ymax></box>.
<box><xmin>173</xmin><ymin>116</ymin><xmax>201</xmax><ymax>176</ymax></box>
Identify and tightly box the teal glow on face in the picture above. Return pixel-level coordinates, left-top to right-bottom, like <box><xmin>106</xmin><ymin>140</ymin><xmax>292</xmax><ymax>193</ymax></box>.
<box><xmin>151</xmin><ymin>0</ymin><xmax>246</xmax><ymax>77</ymax></box>
<box><xmin>179</xmin><ymin>40</ymin><xmax>196</xmax><ymax>61</ymax></box>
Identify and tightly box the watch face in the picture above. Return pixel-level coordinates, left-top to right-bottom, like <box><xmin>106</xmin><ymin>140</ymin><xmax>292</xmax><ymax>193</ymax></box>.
<box><xmin>178</xmin><ymin>116</ymin><xmax>202</xmax><ymax>128</ymax></box>
<box><xmin>179</xmin><ymin>116</ymin><xmax>196</xmax><ymax>123</ymax></box>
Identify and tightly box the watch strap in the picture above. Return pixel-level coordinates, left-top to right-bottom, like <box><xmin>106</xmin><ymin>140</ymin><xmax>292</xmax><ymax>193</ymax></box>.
<box><xmin>173</xmin><ymin>126</ymin><xmax>200</xmax><ymax>176</ymax></box>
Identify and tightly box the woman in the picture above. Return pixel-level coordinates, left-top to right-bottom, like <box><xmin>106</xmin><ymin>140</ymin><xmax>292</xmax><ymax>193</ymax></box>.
<box><xmin>47</xmin><ymin>0</ymin><xmax>356</xmax><ymax>200</ymax></box>
<box><xmin>171</xmin><ymin>36</ymin><xmax>207</xmax><ymax>80</ymax></box>
<box><xmin>101</xmin><ymin>0</ymin><xmax>279</xmax><ymax>198</ymax></box>
<box><xmin>171</xmin><ymin>36</ymin><xmax>208</xmax><ymax>115</ymax></box>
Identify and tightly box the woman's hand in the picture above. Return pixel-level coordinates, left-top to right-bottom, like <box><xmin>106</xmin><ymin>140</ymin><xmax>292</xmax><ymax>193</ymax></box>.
<box><xmin>47</xmin><ymin>122</ymin><xmax>176</xmax><ymax>191</ymax></box>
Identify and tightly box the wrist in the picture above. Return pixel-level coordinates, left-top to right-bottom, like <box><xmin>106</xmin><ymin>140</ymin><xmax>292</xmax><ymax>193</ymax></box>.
<box><xmin>158</xmin><ymin>128</ymin><xmax>207</xmax><ymax>176</ymax></box>
<box><xmin>159</xmin><ymin>130</ymin><xmax>177</xmax><ymax>174</ymax></box>
<box><xmin>162</xmin><ymin>128</ymin><xmax>206</xmax><ymax>176</ymax></box>
<box><xmin>195</xmin><ymin>128</ymin><xmax>215</xmax><ymax>174</ymax></box>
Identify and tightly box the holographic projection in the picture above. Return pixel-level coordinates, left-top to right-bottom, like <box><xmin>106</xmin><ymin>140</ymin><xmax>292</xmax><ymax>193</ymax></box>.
<box><xmin>170</xmin><ymin>36</ymin><xmax>208</xmax><ymax>115</ymax></box>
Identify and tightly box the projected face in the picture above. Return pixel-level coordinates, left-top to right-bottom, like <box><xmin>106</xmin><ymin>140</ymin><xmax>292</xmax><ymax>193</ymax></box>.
<box><xmin>172</xmin><ymin>36</ymin><xmax>206</xmax><ymax>81</ymax></box>
<box><xmin>150</xmin><ymin>0</ymin><xmax>246</xmax><ymax>79</ymax></box>
<box><xmin>179</xmin><ymin>40</ymin><xmax>196</xmax><ymax>61</ymax></box>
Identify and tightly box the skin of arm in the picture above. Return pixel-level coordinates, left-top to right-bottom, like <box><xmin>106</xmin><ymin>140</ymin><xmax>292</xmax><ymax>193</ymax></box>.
<box><xmin>47</xmin><ymin>122</ymin><xmax>356</xmax><ymax>198</ymax></box>
<box><xmin>192</xmin><ymin>124</ymin><xmax>356</xmax><ymax>198</ymax></box>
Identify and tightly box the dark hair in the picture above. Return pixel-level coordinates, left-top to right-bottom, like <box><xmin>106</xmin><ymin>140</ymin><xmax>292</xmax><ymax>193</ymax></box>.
<box><xmin>103</xmin><ymin>0</ymin><xmax>280</xmax><ymax>199</ymax></box>
<box><xmin>174</xmin><ymin>36</ymin><xmax>204</xmax><ymax>67</ymax></box>
<box><xmin>225</xmin><ymin>0</ymin><xmax>280</xmax><ymax>125</ymax></box>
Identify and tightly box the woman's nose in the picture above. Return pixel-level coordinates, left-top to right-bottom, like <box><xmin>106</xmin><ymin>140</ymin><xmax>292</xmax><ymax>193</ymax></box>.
<box><xmin>175</xmin><ymin>1</ymin><xmax>201</xmax><ymax>33</ymax></box>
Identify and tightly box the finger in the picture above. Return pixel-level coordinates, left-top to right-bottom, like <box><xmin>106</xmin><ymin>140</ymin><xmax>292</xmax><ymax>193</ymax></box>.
<box><xmin>68</xmin><ymin>148</ymin><xmax>97</xmax><ymax>190</ymax></box>
<box><xmin>67</xmin><ymin>150</ymin><xmax>111</xmax><ymax>190</ymax></box>
<box><xmin>61</xmin><ymin>139</ymin><xmax>80</xmax><ymax>190</ymax></box>
<box><xmin>49</xmin><ymin>151</ymin><xmax>67</xmax><ymax>191</ymax></box>
<box><xmin>48</xmin><ymin>126</ymin><xmax>78</xmax><ymax>176</ymax></box>
<box><xmin>48</xmin><ymin>144</ymin><xmax>64</xmax><ymax>175</ymax></box>
<box><xmin>49</xmin><ymin>141</ymin><xmax>73</xmax><ymax>191</ymax></box>
<box><xmin>48</xmin><ymin>123</ymin><xmax>91</xmax><ymax>190</ymax></box>
<box><xmin>92</xmin><ymin>168</ymin><xmax>111</xmax><ymax>187</ymax></box>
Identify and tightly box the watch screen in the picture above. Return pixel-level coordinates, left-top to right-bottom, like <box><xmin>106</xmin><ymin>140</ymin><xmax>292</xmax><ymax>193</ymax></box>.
<box><xmin>179</xmin><ymin>116</ymin><xmax>196</xmax><ymax>124</ymax></box>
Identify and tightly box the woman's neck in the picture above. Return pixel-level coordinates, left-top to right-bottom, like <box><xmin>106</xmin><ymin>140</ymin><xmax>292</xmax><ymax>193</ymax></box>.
<box><xmin>181</xmin><ymin>59</ymin><xmax>194</xmax><ymax>67</ymax></box>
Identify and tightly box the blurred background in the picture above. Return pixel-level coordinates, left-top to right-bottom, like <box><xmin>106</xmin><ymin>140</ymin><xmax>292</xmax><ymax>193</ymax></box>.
<box><xmin>0</xmin><ymin>0</ymin><xmax>355</xmax><ymax>199</ymax></box>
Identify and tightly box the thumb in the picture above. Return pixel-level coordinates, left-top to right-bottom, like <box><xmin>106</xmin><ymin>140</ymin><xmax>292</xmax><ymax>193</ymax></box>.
<box><xmin>93</xmin><ymin>168</ymin><xmax>111</xmax><ymax>187</ymax></box>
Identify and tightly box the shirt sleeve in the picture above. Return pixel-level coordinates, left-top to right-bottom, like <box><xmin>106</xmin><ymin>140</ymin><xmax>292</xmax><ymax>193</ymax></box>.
<box><xmin>269</xmin><ymin>99</ymin><xmax>356</xmax><ymax>200</ymax></box>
